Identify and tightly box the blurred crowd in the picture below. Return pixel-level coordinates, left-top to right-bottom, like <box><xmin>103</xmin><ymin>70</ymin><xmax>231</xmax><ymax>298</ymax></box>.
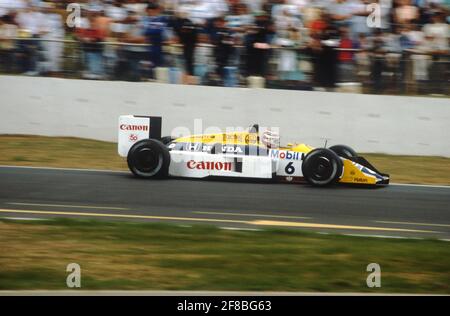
<box><xmin>0</xmin><ymin>0</ymin><xmax>449</xmax><ymax>94</ymax></box>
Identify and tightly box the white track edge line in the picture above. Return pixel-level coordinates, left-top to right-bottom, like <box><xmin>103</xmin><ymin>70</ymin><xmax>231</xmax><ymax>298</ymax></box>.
<box><xmin>0</xmin><ymin>217</ymin><xmax>448</xmax><ymax>241</ymax></box>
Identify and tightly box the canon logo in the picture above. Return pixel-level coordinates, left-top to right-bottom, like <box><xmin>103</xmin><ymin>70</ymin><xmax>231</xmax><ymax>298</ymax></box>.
<box><xmin>187</xmin><ymin>160</ymin><xmax>232</xmax><ymax>171</ymax></box>
<box><xmin>120</xmin><ymin>124</ymin><xmax>149</xmax><ymax>131</ymax></box>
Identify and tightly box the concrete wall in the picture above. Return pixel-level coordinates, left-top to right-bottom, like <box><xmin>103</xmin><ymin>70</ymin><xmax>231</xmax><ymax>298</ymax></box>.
<box><xmin>1</xmin><ymin>75</ymin><xmax>449</xmax><ymax>156</ymax></box>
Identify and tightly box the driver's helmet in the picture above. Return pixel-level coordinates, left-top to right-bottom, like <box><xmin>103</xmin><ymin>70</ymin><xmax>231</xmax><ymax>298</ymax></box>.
<box><xmin>262</xmin><ymin>129</ymin><xmax>280</xmax><ymax>148</ymax></box>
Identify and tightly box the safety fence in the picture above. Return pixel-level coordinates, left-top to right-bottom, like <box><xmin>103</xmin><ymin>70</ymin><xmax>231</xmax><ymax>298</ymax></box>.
<box><xmin>0</xmin><ymin>37</ymin><xmax>448</xmax><ymax>96</ymax></box>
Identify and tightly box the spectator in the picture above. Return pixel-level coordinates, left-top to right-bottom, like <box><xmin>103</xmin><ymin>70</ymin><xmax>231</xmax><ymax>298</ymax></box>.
<box><xmin>329</xmin><ymin>0</ymin><xmax>353</xmax><ymax>29</ymax></box>
<box><xmin>94</xmin><ymin>7</ymin><xmax>115</xmax><ymax>78</ymax></box>
<box><xmin>405</xmin><ymin>20</ymin><xmax>425</xmax><ymax>45</ymax></box>
<box><xmin>225</xmin><ymin>2</ymin><xmax>253</xmax><ymax>70</ymax></box>
<box><xmin>304</xmin><ymin>30</ymin><xmax>339</xmax><ymax>90</ymax></box>
<box><xmin>242</xmin><ymin>0</ymin><xmax>265</xmax><ymax>14</ymax></box>
<box><xmin>15</xmin><ymin>2</ymin><xmax>45</xmax><ymax>75</ymax></box>
<box><xmin>0</xmin><ymin>0</ymin><xmax>26</xmax><ymax>17</ymax></box>
<box><xmin>303</xmin><ymin>0</ymin><xmax>325</xmax><ymax>28</ymax></box>
<box><xmin>39</xmin><ymin>2</ymin><xmax>64</xmax><ymax>75</ymax></box>
<box><xmin>422</xmin><ymin>9</ymin><xmax>449</xmax><ymax>94</ymax></box>
<box><xmin>288</xmin><ymin>0</ymin><xmax>308</xmax><ymax>15</ymax></box>
<box><xmin>394</xmin><ymin>0</ymin><xmax>419</xmax><ymax>28</ymax></box>
<box><xmin>105</xmin><ymin>0</ymin><xmax>128</xmax><ymax>37</ymax></box>
<box><xmin>76</xmin><ymin>9</ymin><xmax>106</xmax><ymax>79</ymax></box>
<box><xmin>225</xmin><ymin>2</ymin><xmax>253</xmax><ymax>30</ymax></box>
<box><xmin>408</xmin><ymin>24</ymin><xmax>430</xmax><ymax>84</ymax></box>
<box><xmin>271</xmin><ymin>0</ymin><xmax>298</xmax><ymax>23</ymax></box>
<box><xmin>178</xmin><ymin>0</ymin><xmax>228</xmax><ymax>25</ymax></box>
<box><xmin>422</xmin><ymin>9</ymin><xmax>449</xmax><ymax>52</ymax></box>
<box><xmin>119</xmin><ymin>10</ymin><xmax>148</xmax><ymax>81</ymax></box>
<box><xmin>211</xmin><ymin>16</ymin><xmax>235</xmax><ymax>82</ymax></box>
<box><xmin>95</xmin><ymin>6</ymin><xmax>112</xmax><ymax>36</ymax></box>
<box><xmin>369</xmin><ymin>29</ymin><xmax>386</xmax><ymax>93</ymax></box>
<box><xmin>194</xmin><ymin>31</ymin><xmax>214</xmax><ymax>84</ymax></box>
<box><xmin>124</xmin><ymin>0</ymin><xmax>147</xmax><ymax>15</ymax></box>
<box><xmin>337</xmin><ymin>26</ymin><xmax>355</xmax><ymax>82</ymax></box>
<box><xmin>307</xmin><ymin>8</ymin><xmax>328</xmax><ymax>37</ymax></box>
<box><xmin>348</xmin><ymin>0</ymin><xmax>371</xmax><ymax>41</ymax></box>
<box><xmin>245</xmin><ymin>11</ymin><xmax>274</xmax><ymax>77</ymax></box>
<box><xmin>274</xmin><ymin>6</ymin><xmax>304</xmax><ymax>81</ymax></box>
<box><xmin>384</xmin><ymin>25</ymin><xmax>413</xmax><ymax>91</ymax></box>
<box><xmin>354</xmin><ymin>32</ymin><xmax>372</xmax><ymax>82</ymax></box>
<box><xmin>142</xmin><ymin>2</ymin><xmax>171</xmax><ymax>71</ymax></box>
<box><xmin>377</xmin><ymin>0</ymin><xmax>393</xmax><ymax>31</ymax></box>
<box><xmin>0</xmin><ymin>13</ymin><xmax>18</xmax><ymax>73</ymax></box>
<box><xmin>172</xmin><ymin>10</ymin><xmax>198</xmax><ymax>80</ymax></box>
<box><xmin>88</xmin><ymin>0</ymin><xmax>106</xmax><ymax>12</ymax></box>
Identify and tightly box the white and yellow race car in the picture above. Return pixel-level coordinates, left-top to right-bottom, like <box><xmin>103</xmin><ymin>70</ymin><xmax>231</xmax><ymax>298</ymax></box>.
<box><xmin>118</xmin><ymin>115</ymin><xmax>389</xmax><ymax>187</ymax></box>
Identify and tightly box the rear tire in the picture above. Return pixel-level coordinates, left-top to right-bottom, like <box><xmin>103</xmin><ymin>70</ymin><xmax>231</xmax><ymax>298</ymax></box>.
<box><xmin>302</xmin><ymin>148</ymin><xmax>343</xmax><ymax>186</ymax></box>
<box><xmin>127</xmin><ymin>139</ymin><xmax>170</xmax><ymax>178</ymax></box>
<box><xmin>329</xmin><ymin>144</ymin><xmax>357</xmax><ymax>159</ymax></box>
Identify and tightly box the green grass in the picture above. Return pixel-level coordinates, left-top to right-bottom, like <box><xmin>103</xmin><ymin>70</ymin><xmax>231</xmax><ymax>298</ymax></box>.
<box><xmin>0</xmin><ymin>134</ymin><xmax>449</xmax><ymax>185</ymax></box>
<box><xmin>0</xmin><ymin>135</ymin><xmax>126</xmax><ymax>170</ymax></box>
<box><xmin>0</xmin><ymin>218</ymin><xmax>449</xmax><ymax>293</ymax></box>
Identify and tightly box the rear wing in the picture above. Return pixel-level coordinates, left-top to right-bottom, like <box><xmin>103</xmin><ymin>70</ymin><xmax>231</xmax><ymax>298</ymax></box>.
<box><xmin>118</xmin><ymin>115</ymin><xmax>162</xmax><ymax>157</ymax></box>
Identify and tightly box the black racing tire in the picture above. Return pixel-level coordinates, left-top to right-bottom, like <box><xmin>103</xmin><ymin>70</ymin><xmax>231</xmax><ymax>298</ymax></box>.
<box><xmin>302</xmin><ymin>148</ymin><xmax>343</xmax><ymax>187</ymax></box>
<box><xmin>127</xmin><ymin>139</ymin><xmax>170</xmax><ymax>178</ymax></box>
<box><xmin>161</xmin><ymin>136</ymin><xmax>174</xmax><ymax>145</ymax></box>
<box><xmin>329</xmin><ymin>144</ymin><xmax>357</xmax><ymax>159</ymax></box>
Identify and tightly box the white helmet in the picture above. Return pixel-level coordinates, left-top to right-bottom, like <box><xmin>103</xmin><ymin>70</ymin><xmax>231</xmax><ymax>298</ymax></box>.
<box><xmin>262</xmin><ymin>129</ymin><xmax>280</xmax><ymax>148</ymax></box>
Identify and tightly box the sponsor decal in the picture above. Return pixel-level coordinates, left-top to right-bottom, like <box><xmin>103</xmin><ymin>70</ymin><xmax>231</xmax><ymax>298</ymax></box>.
<box><xmin>270</xmin><ymin>150</ymin><xmax>303</xmax><ymax>160</ymax></box>
<box><xmin>245</xmin><ymin>134</ymin><xmax>258</xmax><ymax>145</ymax></box>
<box><xmin>187</xmin><ymin>160</ymin><xmax>232</xmax><ymax>171</ymax></box>
<box><xmin>187</xmin><ymin>143</ymin><xmax>199</xmax><ymax>151</ymax></box>
<box><xmin>222</xmin><ymin>145</ymin><xmax>243</xmax><ymax>153</ymax></box>
<box><xmin>187</xmin><ymin>143</ymin><xmax>244</xmax><ymax>154</ymax></box>
<box><xmin>129</xmin><ymin>134</ymin><xmax>138</xmax><ymax>141</ymax></box>
<box><xmin>353</xmin><ymin>177</ymin><xmax>368</xmax><ymax>183</ymax></box>
<box><xmin>202</xmin><ymin>135</ymin><xmax>216</xmax><ymax>141</ymax></box>
<box><xmin>225</xmin><ymin>134</ymin><xmax>239</xmax><ymax>142</ymax></box>
<box><xmin>120</xmin><ymin>124</ymin><xmax>149</xmax><ymax>131</ymax></box>
<box><xmin>222</xmin><ymin>133</ymin><xmax>258</xmax><ymax>145</ymax></box>
<box><xmin>187</xmin><ymin>143</ymin><xmax>211</xmax><ymax>151</ymax></box>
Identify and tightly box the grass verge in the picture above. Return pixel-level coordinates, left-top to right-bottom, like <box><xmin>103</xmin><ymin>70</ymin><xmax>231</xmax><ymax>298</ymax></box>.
<box><xmin>0</xmin><ymin>134</ymin><xmax>449</xmax><ymax>185</ymax></box>
<box><xmin>0</xmin><ymin>218</ymin><xmax>449</xmax><ymax>293</ymax></box>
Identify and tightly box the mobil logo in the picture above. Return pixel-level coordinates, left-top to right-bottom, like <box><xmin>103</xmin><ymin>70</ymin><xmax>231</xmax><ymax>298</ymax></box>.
<box><xmin>269</xmin><ymin>150</ymin><xmax>303</xmax><ymax>160</ymax></box>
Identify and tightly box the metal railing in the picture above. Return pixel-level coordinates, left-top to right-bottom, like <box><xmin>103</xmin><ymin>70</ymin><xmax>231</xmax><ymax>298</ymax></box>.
<box><xmin>0</xmin><ymin>37</ymin><xmax>448</xmax><ymax>96</ymax></box>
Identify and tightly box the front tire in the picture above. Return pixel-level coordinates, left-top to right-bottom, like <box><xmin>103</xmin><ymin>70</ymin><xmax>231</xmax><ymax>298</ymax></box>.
<box><xmin>329</xmin><ymin>144</ymin><xmax>357</xmax><ymax>159</ymax></box>
<box><xmin>127</xmin><ymin>139</ymin><xmax>170</xmax><ymax>178</ymax></box>
<box><xmin>302</xmin><ymin>148</ymin><xmax>343</xmax><ymax>186</ymax></box>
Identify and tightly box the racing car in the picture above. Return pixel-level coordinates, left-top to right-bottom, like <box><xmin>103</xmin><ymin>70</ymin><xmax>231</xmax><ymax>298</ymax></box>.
<box><xmin>118</xmin><ymin>115</ymin><xmax>389</xmax><ymax>187</ymax></box>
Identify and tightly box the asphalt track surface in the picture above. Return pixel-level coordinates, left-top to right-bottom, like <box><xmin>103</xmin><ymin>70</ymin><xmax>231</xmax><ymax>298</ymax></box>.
<box><xmin>0</xmin><ymin>166</ymin><xmax>449</xmax><ymax>239</ymax></box>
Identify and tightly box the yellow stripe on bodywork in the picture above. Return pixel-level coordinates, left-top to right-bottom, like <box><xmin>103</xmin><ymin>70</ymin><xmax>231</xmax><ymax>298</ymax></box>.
<box><xmin>174</xmin><ymin>132</ymin><xmax>259</xmax><ymax>146</ymax></box>
<box><xmin>173</xmin><ymin>132</ymin><xmax>314</xmax><ymax>153</ymax></box>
